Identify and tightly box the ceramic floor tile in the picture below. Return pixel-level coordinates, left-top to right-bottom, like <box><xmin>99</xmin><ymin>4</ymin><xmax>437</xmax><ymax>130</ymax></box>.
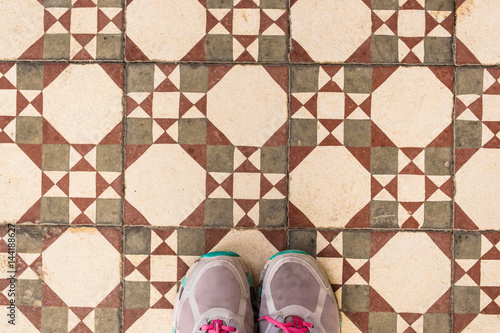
<box><xmin>290</xmin><ymin>0</ymin><xmax>453</xmax><ymax>64</ymax></box>
<box><xmin>455</xmin><ymin>67</ymin><xmax>500</xmax><ymax>231</ymax></box>
<box><xmin>0</xmin><ymin>63</ymin><xmax>124</xmax><ymax>225</ymax></box>
<box><xmin>125</xmin><ymin>0</ymin><xmax>288</xmax><ymax>62</ymax></box>
<box><xmin>0</xmin><ymin>0</ymin><xmax>123</xmax><ymax>61</ymax></box>
<box><xmin>456</xmin><ymin>0</ymin><xmax>500</xmax><ymax>65</ymax></box>
<box><xmin>1</xmin><ymin>226</ymin><xmax>122</xmax><ymax>332</ymax></box>
<box><xmin>123</xmin><ymin>226</ymin><xmax>286</xmax><ymax>332</ymax></box>
<box><xmin>124</xmin><ymin>64</ymin><xmax>288</xmax><ymax>227</ymax></box>
<box><xmin>454</xmin><ymin>232</ymin><xmax>500</xmax><ymax>332</ymax></box>
<box><xmin>289</xmin><ymin>65</ymin><xmax>454</xmax><ymax>229</ymax></box>
<box><xmin>289</xmin><ymin>229</ymin><xmax>452</xmax><ymax>333</ymax></box>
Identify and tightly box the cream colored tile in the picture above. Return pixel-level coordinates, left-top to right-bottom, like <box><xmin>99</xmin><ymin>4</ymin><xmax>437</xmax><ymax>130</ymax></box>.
<box><xmin>207</xmin><ymin>65</ymin><xmax>287</xmax><ymax>147</ymax></box>
<box><xmin>371</xmin><ymin>67</ymin><xmax>452</xmax><ymax>148</ymax></box>
<box><xmin>126</xmin><ymin>0</ymin><xmax>206</xmax><ymax>60</ymax></box>
<box><xmin>290</xmin><ymin>146</ymin><xmax>371</xmax><ymax>228</ymax></box>
<box><xmin>291</xmin><ymin>0</ymin><xmax>371</xmax><ymax>62</ymax></box>
<box><xmin>0</xmin><ymin>0</ymin><xmax>44</xmax><ymax>59</ymax></box>
<box><xmin>125</xmin><ymin>145</ymin><xmax>206</xmax><ymax>226</ymax></box>
<box><xmin>370</xmin><ymin>233</ymin><xmax>450</xmax><ymax>313</ymax></box>
<box><xmin>0</xmin><ymin>144</ymin><xmax>41</xmax><ymax>223</ymax></box>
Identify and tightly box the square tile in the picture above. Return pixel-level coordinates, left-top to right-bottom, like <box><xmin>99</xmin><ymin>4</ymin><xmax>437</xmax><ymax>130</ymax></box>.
<box><xmin>290</xmin><ymin>65</ymin><xmax>453</xmax><ymax>230</ymax></box>
<box><xmin>313</xmin><ymin>230</ymin><xmax>452</xmax><ymax>333</ymax></box>
<box><xmin>0</xmin><ymin>63</ymin><xmax>124</xmax><ymax>225</ymax></box>
<box><xmin>8</xmin><ymin>226</ymin><xmax>121</xmax><ymax>332</ymax></box>
<box><xmin>125</xmin><ymin>65</ymin><xmax>287</xmax><ymax>228</ymax></box>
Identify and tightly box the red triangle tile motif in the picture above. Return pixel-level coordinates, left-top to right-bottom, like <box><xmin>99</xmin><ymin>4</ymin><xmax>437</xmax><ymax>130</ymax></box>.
<box><xmin>346</xmin><ymin>37</ymin><xmax>371</xmax><ymax>63</ymax></box>
<box><xmin>289</xmin><ymin>202</ymin><xmax>315</xmax><ymax>228</ymax></box>
<box><xmin>454</xmin><ymin>203</ymin><xmax>478</xmax><ymax>230</ymax></box>
<box><xmin>205</xmin><ymin>229</ymin><xmax>230</xmax><ymax>252</ymax></box>
<box><xmin>18</xmin><ymin>144</ymin><xmax>43</xmax><ymax>168</ymax></box>
<box><xmin>454</xmin><ymin>314</ymin><xmax>478</xmax><ymax>333</ymax></box>
<box><xmin>261</xmin><ymin>229</ymin><xmax>286</xmax><ymax>251</ymax></box>
<box><xmin>19</xmin><ymin>37</ymin><xmax>44</xmax><ymax>60</ymax></box>
<box><xmin>371</xmin><ymin>232</ymin><xmax>397</xmax><ymax>257</ymax></box>
<box><xmin>264</xmin><ymin>123</ymin><xmax>288</xmax><ymax>146</ymax></box>
<box><xmin>181</xmin><ymin>37</ymin><xmax>205</xmax><ymax>62</ymax></box>
<box><xmin>345</xmin><ymin>203</ymin><xmax>370</xmax><ymax>228</ymax></box>
<box><xmin>18</xmin><ymin>199</ymin><xmax>41</xmax><ymax>224</ymax></box>
<box><xmin>369</xmin><ymin>287</ymin><xmax>395</xmax><ymax>311</ymax></box>
<box><xmin>290</xmin><ymin>39</ymin><xmax>314</xmax><ymax>63</ymax></box>
<box><xmin>124</xmin><ymin>200</ymin><xmax>150</xmax><ymax>225</ymax></box>
<box><xmin>125</xmin><ymin>37</ymin><xmax>149</xmax><ymax>61</ymax></box>
<box><xmin>264</xmin><ymin>66</ymin><xmax>288</xmax><ymax>92</ymax></box>
<box><xmin>456</xmin><ymin>39</ymin><xmax>480</xmax><ymax>64</ymax></box>
<box><xmin>18</xmin><ymin>306</ymin><xmax>41</xmax><ymax>330</ymax></box>
<box><xmin>180</xmin><ymin>201</ymin><xmax>205</xmax><ymax>227</ymax></box>
<box><xmin>42</xmin><ymin>281</ymin><xmax>67</xmax><ymax>306</ymax></box>
<box><xmin>426</xmin><ymin>288</ymin><xmax>450</xmax><ymax>313</ymax></box>
<box><xmin>124</xmin><ymin>309</ymin><xmax>148</xmax><ymax>331</ymax></box>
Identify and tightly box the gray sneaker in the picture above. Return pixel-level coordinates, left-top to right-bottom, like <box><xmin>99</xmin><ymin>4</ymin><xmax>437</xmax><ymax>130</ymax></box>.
<box><xmin>172</xmin><ymin>251</ymin><xmax>256</xmax><ymax>333</ymax></box>
<box><xmin>258</xmin><ymin>250</ymin><xmax>341</xmax><ymax>333</ymax></box>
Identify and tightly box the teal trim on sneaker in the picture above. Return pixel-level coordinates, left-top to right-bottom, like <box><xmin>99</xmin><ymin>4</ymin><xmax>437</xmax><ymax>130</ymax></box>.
<box><xmin>246</xmin><ymin>273</ymin><xmax>253</xmax><ymax>287</ymax></box>
<box><xmin>269</xmin><ymin>250</ymin><xmax>310</xmax><ymax>260</ymax></box>
<box><xmin>201</xmin><ymin>251</ymin><xmax>240</xmax><ymax>258</ymax></box>
<box><xmin>181</xmin><ymin>277</ymin><xmax>187</xmax><ymax>288</ymax></box>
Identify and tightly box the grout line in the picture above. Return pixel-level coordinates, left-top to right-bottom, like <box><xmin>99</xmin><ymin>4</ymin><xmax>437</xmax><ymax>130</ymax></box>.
<box><xmin>286</xmin><ymin>0</ymin><xmax>292</xmax><ymax>249</ymax></box>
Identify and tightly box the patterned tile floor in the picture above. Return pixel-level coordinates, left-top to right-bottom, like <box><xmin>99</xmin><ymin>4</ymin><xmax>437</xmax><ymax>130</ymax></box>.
<box><xmin>0</xmin><ymin>0</ymin><xmax>499</xmax><ymax>332</ymax></box>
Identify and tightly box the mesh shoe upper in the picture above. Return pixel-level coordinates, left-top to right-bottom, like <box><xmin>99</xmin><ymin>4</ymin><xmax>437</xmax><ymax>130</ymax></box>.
<box><xmin>172</xmin><ymin>253</ymin><xmax>255</xmax><ymax>333</ymax></box>
<box><xmin>258</xmin><ymin>251</ymin><xmax>341</xmax><ymax>333</ymax></box>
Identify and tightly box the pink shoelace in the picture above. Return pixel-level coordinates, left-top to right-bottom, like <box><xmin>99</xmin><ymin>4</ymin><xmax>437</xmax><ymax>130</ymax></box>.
<box><xmin>258</xmin><ymin>315</ymin><xmax>313</xmax><ymax>333</ymax></box>
<box><xmin>200</xmin><ymin>319</ymin><xmax>239</xmax><ymax>333</ymax></box>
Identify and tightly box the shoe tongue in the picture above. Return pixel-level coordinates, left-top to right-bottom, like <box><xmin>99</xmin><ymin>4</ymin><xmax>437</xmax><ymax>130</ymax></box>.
<box><xmin>284</xmin><ymin>315</ymin><xmax>304</xmax><ymax>323</ymax></box>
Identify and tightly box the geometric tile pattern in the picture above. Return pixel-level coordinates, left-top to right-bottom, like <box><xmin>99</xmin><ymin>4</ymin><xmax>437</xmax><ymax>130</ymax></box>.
<box><xmin>124</xmin><ymin>64</ymin><xmax>288</xmax><ymax>228</ymax></box>
<box><xmin>1</xmin><ymin>226</ymin><xmax>121</xmax><ymax>332</ymax></box>
<box><xmin>289</xmin><ymin>65</ymin><xmax>454</xmax><ymax>229</ymax></box>
<box><xmin>0</xmin><ymin>0</ymin><xmax>123</xmax><ymax>61</ymax></box>
<box><xmin>289</xmin><ymin>230</ymin><xmax>453</xmax><ymax>333</ymax></box>
<box><xmin>454</xmin><ymin>232</ymin><xmax>500</xmax><ymax>332</ymax></box>
<box><xmin>0</xmin><ymin>63</ymin><xmax>123</xmax><ymax>225</ymax></box>
<box><xmin>126</xmin><ymin>0</ymin><xmax>288</xmax><ymax>62</ymax></box>
<box><xmin>290</xmin><ymin>0</ymin><xmax>454</xmax><ymax>64</ymax></box>
<box><xmin>122</xmin><ymin>227</ymin><xmax>286</xmax><ymax>332</ymax></box>
<box><xmin>1</xmin><ymin>0</ymin><xmax>500</xmax><ymax>332</ymax></box>
<box><xmin>456</xmin><ymin>0</ymin><xmax>500</xmax><ymax>65</ymax></box>
<box><xmin>455</xmin><ymin>67</ymin><xmax>500</xmax><ymax>230</ymax></box>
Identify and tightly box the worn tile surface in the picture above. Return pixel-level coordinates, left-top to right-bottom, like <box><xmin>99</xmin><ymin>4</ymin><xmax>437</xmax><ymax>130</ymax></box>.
<box><xmin>290</xmin><ymin>0</ymin><xmax>454</xmax><ymax>64</ymax></box>
<box><xmin>0</xmin><ymin>0</ymin><xmax>123</xmax><ymax>61</ymax></box>
<box><xmin>126</xmin><ymin>0</ymin><xmax>288</xmax><ymax>62</ymax></box>
<box><xmin>289</xmin><ymin>65</ymin><xmax>454</xmax><ymax>230</ymax></box>
<box><xmin>1</xmin><ymin>226</ymin><xmax>122</xmax><ymax>332</ymax></box>
<box><xmin>311</xmin><ymin>230</ymin><xmax>452</xmax><ymax>333</ymax></box>
<box><xmin>1</xmin><ymin>0</ymin><xmax>500</xmax><ymax>332</ymax></box>
<box><xmin>123</xmin><ymin>227</ymin><xmax>285</xmax><ymax>332</ymax></box>
<box><xmin>124</xmin><ymin>64</ymin><xmax>288</xmax><ymax>228</ymax></box>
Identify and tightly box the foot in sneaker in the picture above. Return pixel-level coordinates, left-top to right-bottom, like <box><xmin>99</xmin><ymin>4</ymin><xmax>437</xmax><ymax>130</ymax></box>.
<box><xmin>172</xmin><ymin>251</ymin><xmax>256</xmax><ymax>333</ymax></box>
<box><xmin>258</xmin><ymin>250</ymin><xmax>341</xmax><ymax>333</ymax></box>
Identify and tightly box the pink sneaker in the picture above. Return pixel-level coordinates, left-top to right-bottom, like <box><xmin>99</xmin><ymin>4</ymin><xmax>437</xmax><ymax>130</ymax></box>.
<box><xmin>258</xmin><ymin>250</ymin><xmax>341</xmax><ymax>333</ymax></box>
<box><xmin>172</xmin><ymin>251</ymin><xmax>256</xmax><ymax>333</ymax></box>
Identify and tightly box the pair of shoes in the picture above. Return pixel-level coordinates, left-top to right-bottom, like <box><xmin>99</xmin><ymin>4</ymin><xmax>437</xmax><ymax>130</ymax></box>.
<box><xmin>172</xmin><ymin>250</ymin><xmax>341</xmax><ymax>333</ymax></box>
